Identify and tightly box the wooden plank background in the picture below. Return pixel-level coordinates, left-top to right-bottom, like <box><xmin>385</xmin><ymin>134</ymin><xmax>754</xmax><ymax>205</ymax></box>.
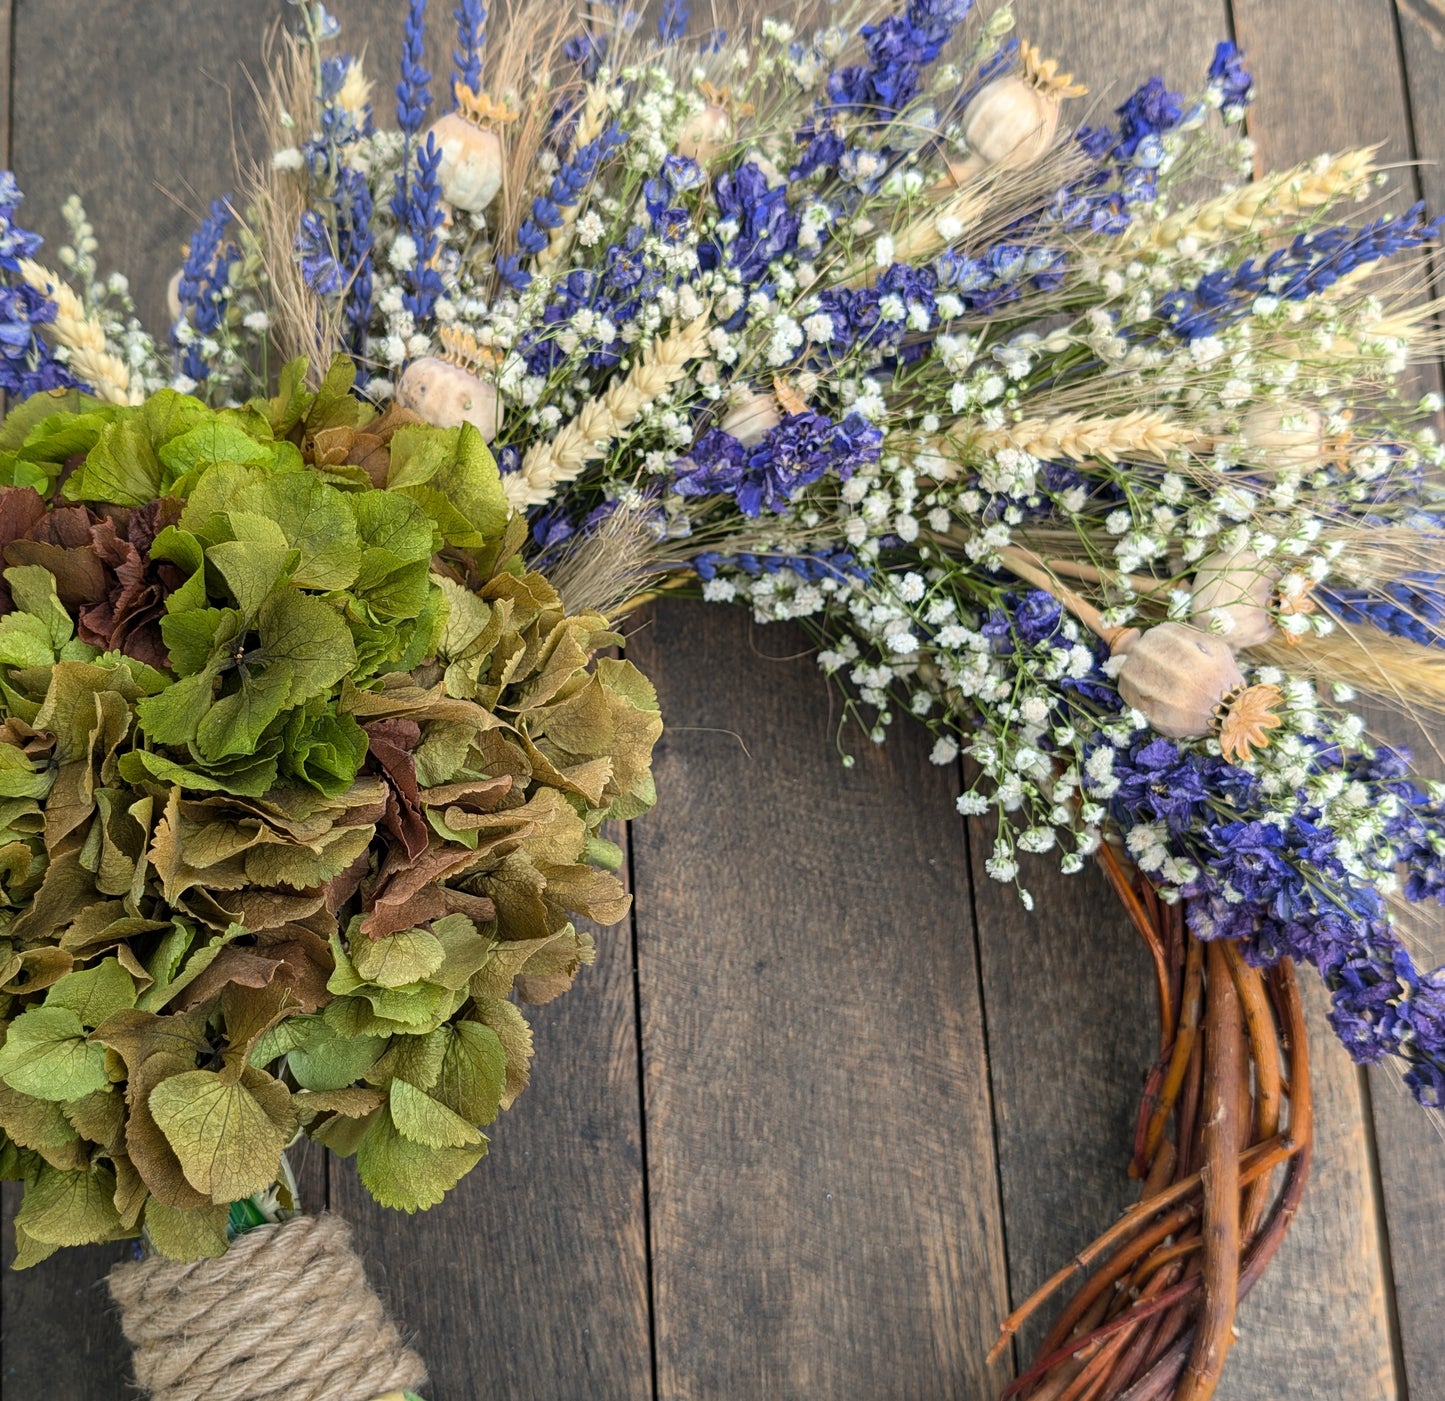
<box><xmin>3</xmin><ymin>0</ymin><xmax>1445</xmax><ymax>1396</ymax></box>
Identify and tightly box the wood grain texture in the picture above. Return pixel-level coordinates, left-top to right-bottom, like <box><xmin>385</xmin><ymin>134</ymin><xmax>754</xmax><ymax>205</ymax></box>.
<box><xmin>1382</xmin><ymin>19</ymin><xmax>1445</xmax><ymax>1394</ymax></box>
<box><xmin>966</xmin><ymin>0</ymin><xmax>1228</xmax><ymax>1371</ymax></box>
<box><xmin>627</xmin><ymin>601</ymin><xmax>1010</xmax><ymax>1400</ymax></box>
<box><xmin>1398</xmin><ymin>0</ymin><xmax>1445</xmax><ymax>216</ymax></box>
<box><xmin>0</xmin><ymin>1184</ymin><xmax>133</xmax><ymax>1399</ymax></box>
<box><xmin>0</xmin><ymin>0</ymin><xmax>10</xmax><ymax>168</ymax></box>
<box><xmin>10</xmin><ymin>0</ymin><xmax>288</xmax><ymax>334</ymax></box>
<box><xmin>1221</xmin><ymin>1000</ymin><xmax>1396</xmax><ymax>1400</ymax></box>
<box><xmin>331</xmin><ymin>888</ymin><xmax>653</xmax><ymax>1401</ymax></box>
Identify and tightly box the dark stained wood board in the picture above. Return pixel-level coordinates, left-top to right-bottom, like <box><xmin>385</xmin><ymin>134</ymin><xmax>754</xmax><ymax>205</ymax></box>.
<box><xmin>0</xmin><ymin>0</ymin><xmax>10</xmax><ymax>163</ymax></box>
<box><xmin>1374</xmin><ymin>6</ymin><xmax>1445</xmax><ymax>1397</ymax></box>
<box><xmin>9</xmin><ymin>0</ymin><xmax>284</xmax><ymax>333</ymax></box>
<box><xmin>626</xmin><ymin>600</ymin><xmax>1012</xmax><ymax>1400</ymax></box>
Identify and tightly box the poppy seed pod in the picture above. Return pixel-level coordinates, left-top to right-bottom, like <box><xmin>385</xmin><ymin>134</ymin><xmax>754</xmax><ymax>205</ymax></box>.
<box><xmin>396</xmin><ymin>357</ymin><xmax>503</xmax><ymax>441</ymax></box>
<box><xmin>1189</xmin><ymin>549</ymin><xmax>1277</xmax><ymax>649</ymax></box>
<box><xmin>1235</xmin><ymin>402</ymin><xmax>1325</xmax><ymax>470</ymax></box>
<box><xmin>720</xmin><ymin>388</ymin><xmax>781</xmax><ymax>446</ymax></box>
<box><xmin>426</xmin><ymin>111</ymin><xmax>505</xmax><ymax>213</ymax></box>
<box><xmin>961</xmin><ymin>76</ymin><xmax>1061</xmax><ymax>171</ymax></box>
<box><xmin>1113</xmin><ymin>623</ymin><xmax>1246</xmax><ymax>738</ymax></box>
<box><xmin>677</xmin><ymin>104</ymin><xmax>732</xmax><ymax>164</ymax></box>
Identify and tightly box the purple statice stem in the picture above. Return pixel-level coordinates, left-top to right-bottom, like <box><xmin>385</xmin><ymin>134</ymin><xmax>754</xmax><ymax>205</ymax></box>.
<box><xmin>513</xmin><ymin>122</ymin><xmax>627</xmax><ymax>259</ymax></box>
<box><xmin>396</xmin><ymin>0</ymin><xmax>432</xmax><ymax>136</ymax></box>
<box><xmin>336</xmin><ymin>166</ymin><xmax>374</xmax><ymax>382</ymax></box>
<box><xmin>175</xmin><ymin>197</ymin><xmax>240</xmax><ymax>383</ymax></box>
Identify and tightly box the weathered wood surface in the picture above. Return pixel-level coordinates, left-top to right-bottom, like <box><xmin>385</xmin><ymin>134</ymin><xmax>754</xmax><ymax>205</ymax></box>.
<box><xmin>4</xmin><ymin>0</ymin><xmax>1445</xmax><ymax>1397</ymax></box>
<box><xmin>1372</xmin><ymin>11</ymin><xmax>1445</xmax><ymax>1399</ymax></box>
<box><xmin>627</xmin><ymin>601</ymin><xmax>1010</xmax><ymax>1400</ymax></box>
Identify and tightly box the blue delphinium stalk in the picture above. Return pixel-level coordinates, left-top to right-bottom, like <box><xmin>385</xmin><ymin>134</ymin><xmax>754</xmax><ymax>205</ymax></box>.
<box><xmin>673</xmin><ymin>411</ymin><xmax>883</xmax><ymax>517</ymax></box>
<box><xmin>1317</xmin><ymin>574</ymin><xmax>1445</xmax><ymax>647</ymax></box>
<box><xmin>390</xmin><ymin>0</ymin><xmax>444</xmax><ymax>327</ymax></box>
<box><xmin>1158</xmin><ymin>204</ymin><xmax>1445</xmax><ymax>342</ymax></box>
<box><xmin>397</xmin><ymin>137</ymin><xmax>445</xmax><ymax>322</ymax></box>
<box><xmin>694</xmin><ymin>548</ymin><xmax>871</xmax><ymax>585</ymax></box>
<box><xmin>396</xmin><ymin>0</ymin><xmax>432</xmax><ymax>138</ymax></box>
<box><xmin>702</xmin><ymin>161</ymin><xmax>801</xmax><ymax>291</ymax></box>
<box><xmin>1063</xmin><ymin>74</ymin><xmax>1193</xmax><ymax>235</ymax></box>
<box><xmin>793</xmin><ymin>0</ymin><xmax>974</xmax><ymax>180</ymax></box>
<box><xmin>453</xmin><ymin>0</ymin><xmax>486</xmax><ymax>97</ymax></box>
<box><xmin>393</xmin><ymin>0</ymin><xmax>433</xmax><ymax>223</ymax></box>
<box><xmin>336</xmin><ymin>167</ymin><xmax>374</xmax><ymax>379</ymax></box>
<box><xmin>0</xmin><ymin>173</ymin><xmax>78</xmax><ymax>397</ymax></box>
<box><xmin>657</xmin><ymin>0</ymin><xmax>689</xmax><ymax>42</ymax></box>
<box><xmin>507</xmin><ymin>121</ymin><xmax>629</xmax><ymax>284</ymax></box>
<box><xmin>175</xmin><ymin>197</ymin><xmax>241</xmax><ymax>384</ymax></box>
<box><xmin>295</xmin><ymin>210</ymin><xmax>343</xmax><ymax>297</ymax></box>
<box><xmin>1207</xmin><ymin>38</ymin><xmax>1254</xmax><ymax>112</ymax></box>
<box><xmin>1094</xmin><ymin>729</ymin><xmax>1445</xmax><ymax>1105</ymax></box>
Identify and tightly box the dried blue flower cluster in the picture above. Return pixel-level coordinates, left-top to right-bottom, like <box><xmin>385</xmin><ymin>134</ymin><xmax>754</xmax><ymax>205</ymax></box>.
<box><xmin>675</xmin><ymin>412</ymin><xmax>884</xmax><ymax>517</ymax></box>
<box><xmin>0</xmin><ymin>174</ymin><xmax>77</xmax><ymax>398</ymax></box>
<box><xmin>795</xmin><ymin>0</ymin><xmax>974</xmax><ymax>178</ymax></box>
<box><xmin>1318</xmin><ymin>574</ymin><xmax>1445</xmax><ymax>648</ymax></box>
<box><xmin>452</xmin><ymin>0</ymin><xmax>487</xmax><ymax>96</ymax></box>
<box><xmin>1160</xmin><ymin>205</ymin><xmax>1445</xmax><ymax>342</ymax></box>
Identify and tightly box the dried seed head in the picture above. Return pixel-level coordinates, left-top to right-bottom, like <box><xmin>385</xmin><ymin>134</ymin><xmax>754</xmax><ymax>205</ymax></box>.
<box><xmin>1235</xmin><ymin>403</ymin><xmax>1325</xmax><ymax>470</ymax></box>
<box><xmin>677</xmin><ymin>104</ymin><xmax>732</xmax><ymax>163</ymax></box>
<box><xmin>427</xmin><ymin>111</ymin><xmax>505</xmax><ymax>213</ymax></box>
<box><xmin>1190</xmin><ymin>549</ymin><xmax>1277</xmax><ymax>649</ymax></box>
<box><xmin>1019</xmin><ymin>41</ymin><xmax>1088</xmax><ymax>99</ymax></box>
<box><xmin>720</xmin><ymin>387</ymin><xmax>782</xmax><ymax>446</ymax></box>
<box><xmin>395</xmin><ymin>356</ymin><xmax>503</xmax><ymax>441</ymax></box>
<box><xmin>961</xmin><ymin>74</ymin><xmax>1061</xmax><ymax>170</ymax></box>
<box><xmin>1114</xmin><ymin>623</ymin><xmax>1247</xmax><ymax>738</ymax></box>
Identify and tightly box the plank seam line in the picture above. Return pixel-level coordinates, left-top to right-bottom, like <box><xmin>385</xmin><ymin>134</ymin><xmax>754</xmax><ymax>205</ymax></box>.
<box><xmin>1390</xmin><ymin>0</ymin><xmax>1445</xmax><ymax>309</ymax></box>
<box><xmin>624</xmin><ymin>810</ymin><xmax>660</xmax><ymax>1400</ymax></box>
<box><xmin>959</xmin><ymin>754</ymin><xmax>1018</xmax><ymax>1379</ymax></box>
<box><xmin>4</xmin><ymin>0</ymin><xmax>12</xmax><ymax>167</ymax></box>
<box><xmin>1358</xmin><ymin>1065</ymin><xmax>1411</xmax><ymax>1401</ymax></box>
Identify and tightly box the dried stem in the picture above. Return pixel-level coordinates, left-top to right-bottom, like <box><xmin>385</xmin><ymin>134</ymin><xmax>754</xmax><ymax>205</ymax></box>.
<box><xmin>1174</xmin><ymin>942</ymin><xmax>1244</xmax><ymax>1401</ymax></box>
<box><xmin>997</xmin><ymin>545</ymin><xmax>1129</xmax><ymax>647</ymax></box>
<box><xmin>1224</xmin><ymin>945</ymin><xmax>1283</xmax><ymax>1236</ymax></box>
<box><xmin>1138</xmin><ymin>939</ymin><xmax>1204</xmax><ymax>1172</ymax></box>
<box><xmin>1098</xmin><ymin>841</ymin><xmax>1175</xmax><ymax>1049</ymax></box>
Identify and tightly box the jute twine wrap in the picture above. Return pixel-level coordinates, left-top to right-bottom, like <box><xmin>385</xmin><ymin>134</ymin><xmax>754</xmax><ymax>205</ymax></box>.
<box><xmin>107</xmin><ymin>1214</ymin><xmax>428</xmax><ymax>1401</ymax></box>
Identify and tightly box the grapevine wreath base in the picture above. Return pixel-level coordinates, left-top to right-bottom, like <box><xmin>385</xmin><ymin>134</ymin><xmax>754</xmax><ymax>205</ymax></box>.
<box><xmin>992</xmin><ymin>848</ymin><xmax>1312</xmax><ymax>1401</ymax></box>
